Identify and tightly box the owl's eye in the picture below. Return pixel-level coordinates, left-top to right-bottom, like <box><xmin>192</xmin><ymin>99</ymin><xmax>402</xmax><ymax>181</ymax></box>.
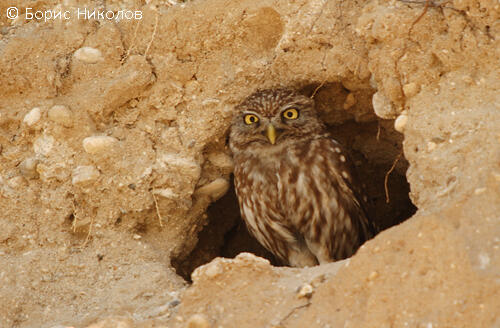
<box><xmin>282</xmin><ymin>108</ymin><xmax>299</xmax><ymax>120</ymax></box>
<box><xmin>244</xmin><ymin>114</ymin><xmax>259</xmax><ymax>125</ymax></box>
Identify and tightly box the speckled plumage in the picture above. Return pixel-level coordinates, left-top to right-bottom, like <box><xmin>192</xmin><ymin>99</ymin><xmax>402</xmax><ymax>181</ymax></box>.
<box><xmin>229</xmin><ymin>88</ymin><xmax>376</xmax><ymax>267</ymax></box>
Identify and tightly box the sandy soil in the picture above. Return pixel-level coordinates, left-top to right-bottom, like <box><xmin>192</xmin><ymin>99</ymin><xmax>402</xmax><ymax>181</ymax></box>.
<box><xmin>0</xmin><ymin>0</ymin><xmax>498</xmax><ymax>327</ymax></box>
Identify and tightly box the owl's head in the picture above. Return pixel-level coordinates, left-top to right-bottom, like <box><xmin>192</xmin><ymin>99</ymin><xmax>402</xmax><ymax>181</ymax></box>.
<box><xmin>229</xmin><ymin>88</ymin><xmax>325</xmax><ymax>154</ymax></box>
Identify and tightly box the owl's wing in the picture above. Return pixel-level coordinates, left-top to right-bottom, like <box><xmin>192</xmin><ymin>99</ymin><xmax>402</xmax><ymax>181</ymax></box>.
<box><xmin>323</xmin><ymin>137</ymin><xmax>377</xmax><ymax>240</ymax></box>
<box><xmin>282</xmin><ymin>136</ymin><xmax>376</xmax><ymax>262</ymax></box>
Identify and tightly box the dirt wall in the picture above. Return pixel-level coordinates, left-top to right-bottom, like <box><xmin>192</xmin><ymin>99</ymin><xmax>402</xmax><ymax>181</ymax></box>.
<box><xmin>0</xmin><ymin>0</ymin><xmax>498</xmax><ymax>327</ymax></box>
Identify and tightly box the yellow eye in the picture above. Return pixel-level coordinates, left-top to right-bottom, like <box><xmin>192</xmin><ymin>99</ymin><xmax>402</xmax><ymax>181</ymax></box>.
<box><xmin>244</xmin><ymin>114</ymin><xmax>259</xmax><ymax>125</ymax></box>
<box><xmin>282</xmin><ymin>108</ymin><xmax>299</xmax><ymax>120</ymax></box>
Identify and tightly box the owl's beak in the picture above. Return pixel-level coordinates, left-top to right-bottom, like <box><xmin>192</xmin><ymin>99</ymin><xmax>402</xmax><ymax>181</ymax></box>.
<box><xmin>266</xmin><ymin>124</ymin><xmax>277</xmax><ymax>145</ymax></box>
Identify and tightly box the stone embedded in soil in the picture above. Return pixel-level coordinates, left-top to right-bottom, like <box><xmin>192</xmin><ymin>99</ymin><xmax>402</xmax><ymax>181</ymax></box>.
<box><xmin>1</xmin><ymin>0</ymin><xmax>499</xmax><ymax>327</ymax></box>
<box><xmin>191</xmin><ymin>258</ymin><xmax>228</xmax><ymax>282</ymax></box>
<box><xmin>74</xmin><ymin>47</ymin><xmax>103</xmax><ymax>64</ymax></box>
<box><xmin>372</xmin><ymin>91</ymin><xmax>398</xmax><ymax>119</ymax></box>
<box><xmin>33</xmin><ymin>135</ymin><xmax>55</xmax><ymax>156</ymax></box>
<box><xmin>153</xmin><ymin>188</ymin><xmax>181</xmax><ymax>199</ymax></box>
<box><xmin>23</xmin><ymin>107</ymin><xmax>42</xmax><ymax>126</ymax></box>
<box><xmin>157</xmin><ymin>153</ymin><xmax>201</xmax><ymax>180</ymax></box>
<box><xmin>185</xmin><ymin>314</ymin><xmax>211</xmax><ymax>328</ymax></box>
<box><xmin>82</xmin><ymin>136</ymin><xmax>118</xmax><ymax>154</ymax></box>
<box><xmin>19</xmin><ymin>157</ymin><xmax>39</xmax><ymax>179</ymax></box>
<box><xmin>343</xmin><ymin>93</ymin><xmax>357</xmax><ymax>110</ymax></box>
<box><xmin>297</xmin><ymin>283</ymin><xmax>314</xmax><ymax>299</ymax></box>
<box><xmin>194</xmin><ymin>178</ymin><xmax>229</xmax><ymax>201</ymax></box>
<box><xmin>394</xmin><ymin>112</ymin><xmax>408</xmax><ymax>133</ymax></box>
<box><xmin>48</xmin><ymin>105</ymin><xmax>73</xmax><ymax>127</ymax></box>
<box><xmin>403</xmin><ymin>82</ymin><xmax>420</xmax><ymax>98</ymax></box>
<box><xmin>72</xmin><ymin>165</ymin><xmax>100</xmax><ymax>186</ymax></box>
<box><xmin>427</xmin><ymin>141</ymin><xmax>437</xmax><ymax>152</ymax></box>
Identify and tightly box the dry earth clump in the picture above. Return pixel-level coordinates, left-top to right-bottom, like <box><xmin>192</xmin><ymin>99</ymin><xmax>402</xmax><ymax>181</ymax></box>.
<box><xmin>0</xmin><ymin>0</ymin><xmax>498</xmax><ymax>327</ymax></box>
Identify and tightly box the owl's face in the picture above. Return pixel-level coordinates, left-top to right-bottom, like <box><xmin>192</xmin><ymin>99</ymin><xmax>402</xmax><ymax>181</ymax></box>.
<box><xmin>229</xmin><ymin>88</ymin><xmax>325</xmax><ymax>154</ymax></box>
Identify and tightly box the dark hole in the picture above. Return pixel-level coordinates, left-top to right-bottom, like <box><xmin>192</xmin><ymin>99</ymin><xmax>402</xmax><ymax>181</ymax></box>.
<box><xmin>172</xmin><ymin>182</ymin><xmax>278</xmax><ymax>281</ymax></box>
<box><xmin>172</xmin><ymin>83</ymin><xmax>417</xmax><ymax>281</ymax></box>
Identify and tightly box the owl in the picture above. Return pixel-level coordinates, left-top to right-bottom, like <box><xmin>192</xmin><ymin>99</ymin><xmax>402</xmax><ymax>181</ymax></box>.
<box><xmin>229</xmin><ymin>88</ymin><xmax>377</xmax><ymax>267</ymax></box>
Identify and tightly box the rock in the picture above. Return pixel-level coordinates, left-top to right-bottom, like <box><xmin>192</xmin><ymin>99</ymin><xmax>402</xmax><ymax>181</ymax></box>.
<box><xmin>82</xmin><ymin>136</ymin><xmax>118</xmax><ymax>154</ymax></box>
<box><xmin>297</xmin><ymin>283</ymin><xmax>313</xmax><ymax>298</ymax></box>
<box><xmin>192</xmin><ymin>261</ymin><xmax>224</xmax><ymax>281</ymax></box>
<box><xmin>33</xmin><ymin>135</ymin><xmax>55</xmax><ymax>156</ymax></box>
<box><xmin>403</xmin><ymin>82</ymin><xmax>420</xmax><ymax>98</ymax></box>
<box><xmin>427</xmin><ymin>141</ymin><xmax>437</xmax><ymax>152</ymax></box>
<box><xmin>72</xmin><ymin>165</ymin><xmax>100</xmax><ymax>186</ymax></box>
<box><xmin>185</xmin><ymin>314</ymin><xmax>211</xmax><ymax>328</ymax></box>
<box><xmin>394</xmin><ymin>113</ymin><xmax>408</xmax><ymax>133</ymax></box>
<box><xmin>19</xmin><ymin>157</ymin><xmax>39</xmax><ymax>179</ymax></box>
<box><xmin>48</xmin><ymin>105</ymin><xmax>73</xmax><ymax>127</ymax></box>
<box><xmin>153</xmin><ymin>188</ymin><xmax>181</xmax><ymax>199</ymax></box>
<box><xmin>372</xmin><ymin>92</ymin><xmax>398</xmax><ymax>119</ymax></box>
<box><xmin>343</xmin><ymin>93</ymin><xmax>357</xmax><ymax>110</ymax></box>
<box><xmin>74</xmin><ymin>47</ymin><xmax>103</xmax><ymax>64</ymax></box>
<box><xmin>23</xmin><ymin>107</ymin><xmax>42</xmax><ymax>126</ymax></box>
<box><xmin>194</xmin><ymin>178</ymin><xmax>229</xmax><ymax>201</ymax></box>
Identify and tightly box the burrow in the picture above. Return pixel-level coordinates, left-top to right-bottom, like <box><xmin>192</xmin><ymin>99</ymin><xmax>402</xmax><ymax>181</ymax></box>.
<box><xmin>172</xmin><ymin>83</ymin><xmax>417</xmax><ymax>281</ymax></box>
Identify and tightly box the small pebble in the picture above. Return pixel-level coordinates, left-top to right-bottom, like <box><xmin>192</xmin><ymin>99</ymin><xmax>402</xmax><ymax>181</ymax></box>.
<box><xmin>462</xmin><ymin>75</ymin><xmax>473</xmax><ymax>84</ymax></box>
<box><xmin>394</xmin><ymin>113</ymin><xmax>408</xmax><ymax>133</ymax></box>
<box><xmin>19</xmin><ymin>157</ymin><xmax>39</xmax><ymax>179</ymax></box>
<box><xmin>427</xmin><ymin>141</ymin><xmax>436</xmax><ymax>152</ymax></box>
<box><xmin>343</xmin><ymin>93</ymin><xmax>357</xmax><ymax>110</ymax></box>
<box><xmin>234</xmin><ymin>252</ymin><xmax>270</xmax><ymax>265</ymax></box>
<box><xmin>158</xmin><ymin>153</ymin><xmax>201</xmax><ymax>179</ymax></box>
<box><xmin>83</xmin><ymin>136</ymin><xmax>118</xmax><ymax>154</ymax></box>
<box><xmin>372</xmin><ymin>92</ymin><xmax>398</xmax><ymax>119</ymax></box>
<box><xmin>478</xmin><ymin>252</ymin><xmax>490</xmax><ymax>269</ymax></box>
<box><xmin>48</xmin><ymin>105</ymin><xmax>73</xmax><ymax>127</ymax></box>
<box><xmin>72</xmin><ymin>165</ymin><xmax>100</xmax><ymax>186</ymax></box>
<box><xmin>297</xmin><ymin>283</ymin><xmax>314</xmax><ymax>299</ymax></box>
<box><xmin>185</xmin><ymin>314</ymin><xmax>211</xmax><ymax>328</ymax></box>
<box><xmin>23</xmin><ymin>107</ymin><xmax>42</xmax><ymax>126</ymax></box>
<box><xmin>202</xmin><ymin>262</ymin><xmax>223</xmax><ymax>279</ymax></box>
<box><xmin>33</xmin><ymin>135</ymin><xmax>55</xmax><ymax>156</ymax></box>
<box><xmin>195</xmin><ymin>178</ymin><xmax>229</xmax><ymax>201</ymax></box>
<box><xmin>402</xmin><ymin>82</ymin><xmax>420</xmax><ymax>97</ymax></box>
<box><xmin>153</xmin><ymin>188</ymin><xmax>179</xmax><ymax>199</ymax></box>
<box><xmin>474</xmin><ymin>187</ymin><xmax>486</xmax><ymax>195</ymax></box>
<box><xmin>74</xmin><ymin>47</ymin><xmax>103</xmax><ymax>64</ymax></box>
<box><xmin>367</xmin><ymin>271</ymin><xmax>379</xmax><ymax>281</ymax></box>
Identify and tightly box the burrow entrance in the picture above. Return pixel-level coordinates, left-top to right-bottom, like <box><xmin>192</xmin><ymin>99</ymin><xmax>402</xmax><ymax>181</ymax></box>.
<box><xmin>172</xmin><ymin>83</ymin><xmax>417</xmax><ymax>281</ymax></box>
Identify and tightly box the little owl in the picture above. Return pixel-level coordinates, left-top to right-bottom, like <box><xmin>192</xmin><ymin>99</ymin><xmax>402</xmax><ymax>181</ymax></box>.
<box><xmin>229</xmin><ymin>88</ymin><xmax>377</xmax><ymax>267</ymax></box>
